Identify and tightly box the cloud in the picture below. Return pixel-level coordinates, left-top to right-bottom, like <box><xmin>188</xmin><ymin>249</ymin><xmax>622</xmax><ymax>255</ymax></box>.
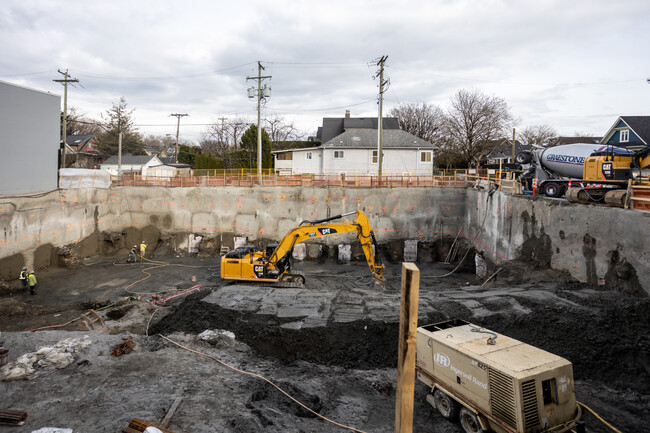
<box><xmin>1</xmin><ymin>0</ymin><xmax>649</xmax><ymax>142</ymax></box>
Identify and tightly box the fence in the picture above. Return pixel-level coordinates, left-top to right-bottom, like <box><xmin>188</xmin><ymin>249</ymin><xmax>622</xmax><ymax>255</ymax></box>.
<box><xmin>629</xmin><ymin>185</ymin><xmax>650</xmax><ymax>211</ymax></box>
<box><xmin>111</xmin><ymin>172</ymin><xmax>469</xmax><ymax>188</ymax></box>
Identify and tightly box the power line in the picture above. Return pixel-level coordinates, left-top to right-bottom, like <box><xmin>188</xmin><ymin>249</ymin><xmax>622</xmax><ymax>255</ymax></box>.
<box><xmin>0</xmin><ymin>70</ymin><xmax>52</xmax><ymax>78</ymax></box>
<box><xmin>271</xmin><ymin>99</ymin><xmax>377</xmax><ymax>113</ymax></box>
<box><xmin>73</xmin><ymin>62</ymin><xmax>257</xmax><ymax>81</ymax></box>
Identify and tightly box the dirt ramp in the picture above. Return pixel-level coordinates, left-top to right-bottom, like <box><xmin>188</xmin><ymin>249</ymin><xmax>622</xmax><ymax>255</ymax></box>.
<box><xmin>150</xmin><ymin>294</ymin><xmax>401</xmax><ymax>369</ymax></box>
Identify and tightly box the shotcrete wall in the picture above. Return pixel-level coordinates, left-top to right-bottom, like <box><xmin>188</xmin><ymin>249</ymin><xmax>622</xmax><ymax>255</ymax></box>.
<box><xmin>0</xmin><ymin>186</ymin><xmax>466</xmax><ymax>279</ymax></box>
<box><xmin>466</xmin><ymin>189</ymin><xmax>650</xmax><ymax>296</ymax></box>
<box><xmin>1</xmin><ymin>186</ymin><xmax>649</xmax><ymax>295</ymax></box>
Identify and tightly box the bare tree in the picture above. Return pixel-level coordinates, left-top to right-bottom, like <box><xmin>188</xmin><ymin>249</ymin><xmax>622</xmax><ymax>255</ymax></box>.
<box><xmin>264</xmin><ymin>114</ymin><xmax>304</xmax><ymax>148</ymax></box>
<box><xmin>442</xmin><ymin>89</ymin><xmax>515</xmax><ymax>167</ymax></box>
<box><xmin>143</xmin><ymin>134</ymin><xmax>176</xmax><ymax>156</ymax></box>
<box><xmin>65</xmin><ymin>107</ymin><xmax>102</xmax><ymax>136</ymax></box>
<box><xmin>389</xmin><ymin>101</ymin><xmax>445</xmax><ymax>143</ymax></box>
<box><xmin>228</xmin><ymin>117</ymin><xmax>249</xmax><ymax>149</ymax></box>
<box><xmin>520</xmin><ymin>124</ymin><xmax>558</xmax><ymax>147</ymax></box>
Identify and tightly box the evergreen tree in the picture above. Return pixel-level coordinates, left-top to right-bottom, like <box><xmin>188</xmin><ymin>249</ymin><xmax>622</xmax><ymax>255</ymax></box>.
<box><xmin>96</xmin><ymin>97</ymin><xmax>144</xmax><ymax>155</ymax></box>
<box><xmin>239</xmin><ymin>124</ymin><xmax>272</xmax><ymax>169</ymax></box>
<box><xmin>178</xmin><ymin>144</ymin><xmax>200</xmax><ymax>166</ymax></box>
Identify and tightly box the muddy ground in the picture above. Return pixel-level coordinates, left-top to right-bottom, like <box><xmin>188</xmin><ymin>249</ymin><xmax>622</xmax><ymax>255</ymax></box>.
<box><xmin>0</xmin><ymin>252</ymin><xmax>647</xmax><ymax>433</ymax></box>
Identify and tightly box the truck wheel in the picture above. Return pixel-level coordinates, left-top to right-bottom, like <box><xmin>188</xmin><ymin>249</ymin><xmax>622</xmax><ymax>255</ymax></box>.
<box><xmin>515</xmin><ymin>152</ymin><xmax>532</xmax><ymax>164</ymax></box>
<box><xmin>433</xmin><ymin>389</ymin><xmax>459</xmax><ymax>421</ymax></box>
<box><xmin>459</xmin><ymin>407</ymin><xmax>485</xmax><ymax>433</ymax></box>
<box><xmin>543</xmin><ymin>182</ymin><xmax>564</xmax><ymax>198</ymax></box>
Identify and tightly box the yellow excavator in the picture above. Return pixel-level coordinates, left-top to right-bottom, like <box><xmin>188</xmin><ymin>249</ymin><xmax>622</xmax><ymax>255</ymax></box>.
<box><xmin>220</xmin><ymin>210</ymin><xmax>384</xmax><ymax>285</ymax></box>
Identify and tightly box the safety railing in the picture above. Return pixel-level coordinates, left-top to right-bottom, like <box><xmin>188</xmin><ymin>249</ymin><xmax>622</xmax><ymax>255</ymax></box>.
<box><xmin>464</xmin><ymin>170</ymin><xmax>521</xmax><ymax>194</ymax></box>
<box><xmin>110</xmin><ymin>172</ymin><xmax>469</xmax><ymax>188</ymax></box>
<box><xmin>629</xmin><ymin>185</ymin><xmax>650</xmax><ymax>211</ymax></box>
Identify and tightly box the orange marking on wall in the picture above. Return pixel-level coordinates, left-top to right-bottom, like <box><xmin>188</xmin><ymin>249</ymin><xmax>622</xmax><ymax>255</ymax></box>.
<box><xmin>0</xmin><ymin>217</ymin><xmax>113</xmax><ymax>249</ymax></box>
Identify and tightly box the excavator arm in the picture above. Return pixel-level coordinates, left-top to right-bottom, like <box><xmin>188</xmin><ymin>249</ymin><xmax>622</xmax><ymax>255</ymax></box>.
<box><xmin>266</xmin><ymin>210</ymin><xmax>384</xmax><ymax>280</ymax></box>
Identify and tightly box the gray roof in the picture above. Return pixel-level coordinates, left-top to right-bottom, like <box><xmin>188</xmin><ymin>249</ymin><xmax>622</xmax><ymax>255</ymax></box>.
<box><xmin>150</xmin><ymin>163</ymin><xmax>192</xmax><ymax>169</ymax></box>
<box><xmin>318</xmin><ymin>117</ymin><xmax>400</xmax><ymax>143</ymax></box>
<box><xmin>66</xmin><ymin>134</ymin><xmax>94</xmax><ymax>149</ymax></box>
<box><xmin>160</xmin><ymin>157</ymin><xmax>175</xmax><ymax>165</ymax></box>
<box><xmin>322</xmin><ymin>129</ymin><xmax>434</xmax><ymax>149</ymax></box>
<box><xmin>101</xmin><ymin>155</ymin><xmax>157</xmax><ymax>165</ymax></box>
<box><xmin>556</xmin><ymin>136</ymin><xmax>601</xmax><ymax>145</ymax></box>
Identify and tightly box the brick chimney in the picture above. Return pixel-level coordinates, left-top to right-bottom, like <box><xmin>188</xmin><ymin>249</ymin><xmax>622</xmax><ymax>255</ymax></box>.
<box><xmin>345</xmin><ymin>110</ymin><xmax>350</xmax><ymax>118</ymax></box>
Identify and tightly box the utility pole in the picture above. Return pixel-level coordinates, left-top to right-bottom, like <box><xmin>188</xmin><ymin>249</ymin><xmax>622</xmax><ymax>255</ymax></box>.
<box><xmin>170</xmin><ymin>113</ymin><xmax>189</xmax><ymax>163</ymax></box>
<box><xmin>512</xmin><ymin>128</ymin><xmax>516</xmax><ymax>164</ymax></box>
<box><xmin>247</xmin><ymin>61</ymin><xmax>272</xmax><ymax>176</ymax></box>
<box><xmin>375</xmin><ymin>56</ymin><xmax>388</xmax><ymax>177</ymax></box>
<box><xmin>53</xmin><ymin>69</ymin><xmax>79</xmax><ymax>169</ymax></box>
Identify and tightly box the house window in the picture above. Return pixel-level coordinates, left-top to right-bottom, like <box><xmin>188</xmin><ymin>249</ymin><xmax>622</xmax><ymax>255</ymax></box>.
<box><xmin>420</xmin><ymin>151</ymin><xmax>432</xmax><ymax>162</ymax></box>
<box><xmin>334</xmin><ymin>150</ymin><xmax>345</xmax><ymax>159</ymax></box>
<box><xmin>306</xmin><ymin>152</ymin><xmax>312</xmax><ymax>160</ymax></box>
<box><xmin>372</xmin><ymin>150</ymin><xmax>378</xmax><ymax>164</ymax></box>
<box><xmin>276</xmin><ymin>152</ymin><xmax>292</xmax><ymax>161</ymax></box>
<box><xmin>620</xmin><ymin>130</ymin><xmax>629</xmax><ymax>143</ymax></box>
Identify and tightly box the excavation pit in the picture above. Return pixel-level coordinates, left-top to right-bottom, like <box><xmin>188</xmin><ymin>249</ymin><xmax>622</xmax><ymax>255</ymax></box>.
<box><xmin>0</xmin><ymin>250</ymin><xmax>647</xmax><ymax>433</ymax></box>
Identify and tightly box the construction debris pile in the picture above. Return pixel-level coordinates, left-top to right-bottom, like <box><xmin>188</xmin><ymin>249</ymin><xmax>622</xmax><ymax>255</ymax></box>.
<box><xmin>1</xmin><ymin>336</ymin><xmax>91</xmax><ymax>381</ymax></box>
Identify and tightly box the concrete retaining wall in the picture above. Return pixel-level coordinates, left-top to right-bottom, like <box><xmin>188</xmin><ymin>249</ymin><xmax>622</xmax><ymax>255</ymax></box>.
<box><xmin>1</xmin><ymin>186</ymin><xmax>648</xmax><ymax>295</ymax></box>
<box><xmin>466</xmin><ymin>189</ymin><xmax>650</xmax><ymax>296</ymax></box>
<box><xmin>0</xmin><ymin>186</ymin><xmax>465</xmax><ymax>279</ymax></box>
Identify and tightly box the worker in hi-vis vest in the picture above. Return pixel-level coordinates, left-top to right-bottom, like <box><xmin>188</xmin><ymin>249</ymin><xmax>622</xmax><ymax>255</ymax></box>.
<box><xmin>28</xmin><ymin>270</ymin><xmax>38</xmax><ymax>296</ymax></box>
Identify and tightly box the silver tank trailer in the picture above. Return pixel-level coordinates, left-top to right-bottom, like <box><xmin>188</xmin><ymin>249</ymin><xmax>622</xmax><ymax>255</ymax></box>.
<box><xmin>536</xmin><ymin>143</ymin><xmax>608</xmax><ymax>178</ymax></box>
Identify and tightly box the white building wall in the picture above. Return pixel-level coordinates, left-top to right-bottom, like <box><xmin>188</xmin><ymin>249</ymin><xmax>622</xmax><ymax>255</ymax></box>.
<box><xmin>322</xmin><ymin>148</ymin><xmax>373</xmax><ymax>175</ymax></box>
<box><xmin>322</xmin><ymin>148</ymin><xmax>433</xmax><ymax>175</ymax></box>
<box><xmin>274</xmin><ymin>159</ymin><xmax>292</xmax><ymax>175</ymax></box>
<box><xmin>274</xmin><ymin>147</ymin><xmax>434</xmax><ymax>175</ymax></box>
<box><xmin>0</xmin><ymin>81</ymin><xmax>60</xmax><ymax>195</ymax></box>
<box><xmin>291</xmin><ymin>148</ymin><xmax>322</xmax><ymax>174</ymax></box>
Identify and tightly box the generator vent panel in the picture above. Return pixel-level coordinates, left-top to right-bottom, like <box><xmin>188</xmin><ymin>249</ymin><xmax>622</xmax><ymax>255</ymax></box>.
<box><xmin>521</xmin><ymin>379</ymin><xmax>540</xmax><ymax>431</ymax></box>
<box><xmin>488</xmin><ymin>368</ymin><xmax>517</xmax><ymax>429</ymax></box>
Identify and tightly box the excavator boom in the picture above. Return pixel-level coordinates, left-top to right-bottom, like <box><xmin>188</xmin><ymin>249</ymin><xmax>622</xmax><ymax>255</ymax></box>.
<box><xmin>220</xmin><ymin>210</ymin><xmax>384</xmax><ymax>284</ymax></box>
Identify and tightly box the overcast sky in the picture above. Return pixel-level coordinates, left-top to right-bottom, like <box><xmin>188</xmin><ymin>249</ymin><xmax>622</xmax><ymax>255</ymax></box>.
<box><xmin>2</xmin><ymin>0</ymin><xmax>649</xmax><ymax>144</ymax></box>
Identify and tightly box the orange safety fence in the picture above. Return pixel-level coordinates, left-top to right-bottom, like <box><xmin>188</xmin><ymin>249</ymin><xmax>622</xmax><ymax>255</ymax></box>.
<box><xmin>110</xmin><ymin>173</ymin><xmax>469</xmax><ymax>188</ymax></box>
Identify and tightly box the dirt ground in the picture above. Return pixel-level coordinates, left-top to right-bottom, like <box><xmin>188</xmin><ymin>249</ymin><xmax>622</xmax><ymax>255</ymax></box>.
<box><xmin>0</xmin><ymin>252</ymin><xmax>647</xmax><ymax>433</ymax></box>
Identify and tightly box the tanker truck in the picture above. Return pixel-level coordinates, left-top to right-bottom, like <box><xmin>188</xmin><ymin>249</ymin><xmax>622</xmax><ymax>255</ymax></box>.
<box><xmin>516</xmin><ymin>143</ymin><xmax>650</xmax><ymax>206</ymax></box>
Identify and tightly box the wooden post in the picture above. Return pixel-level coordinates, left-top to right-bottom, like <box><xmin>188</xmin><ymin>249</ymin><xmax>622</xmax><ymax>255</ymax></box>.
<box><xmin>624</xmin><ymin>179</ymin><xmax>632</xmax><ymax>209</ymax></box>
<box><xmin>395</xmin><ymin>262</ymin><xmax>420</xmax><ymax>433</ymax></box>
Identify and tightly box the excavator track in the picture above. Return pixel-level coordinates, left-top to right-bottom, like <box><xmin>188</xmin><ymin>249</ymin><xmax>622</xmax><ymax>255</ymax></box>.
<box><xmin>248</xmin><ymin>280</ymin><xmax>305</xmax><ymax>289</ymax></box>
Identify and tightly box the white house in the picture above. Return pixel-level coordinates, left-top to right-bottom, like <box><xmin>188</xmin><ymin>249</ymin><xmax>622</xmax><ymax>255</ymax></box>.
<box><xmin>100</xmin><ymin>155</ymin><xmax>162</xmax><ymax>175</ymax></box>
<box><xmin>145</xmin><ymin>163</ymin><xmax>192</xmax><ymax>179</ymax></box>
<box><xmin>273</xmin><ymin>117</ymin><xmax>435</xmax><ymax>175</ymax></box>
